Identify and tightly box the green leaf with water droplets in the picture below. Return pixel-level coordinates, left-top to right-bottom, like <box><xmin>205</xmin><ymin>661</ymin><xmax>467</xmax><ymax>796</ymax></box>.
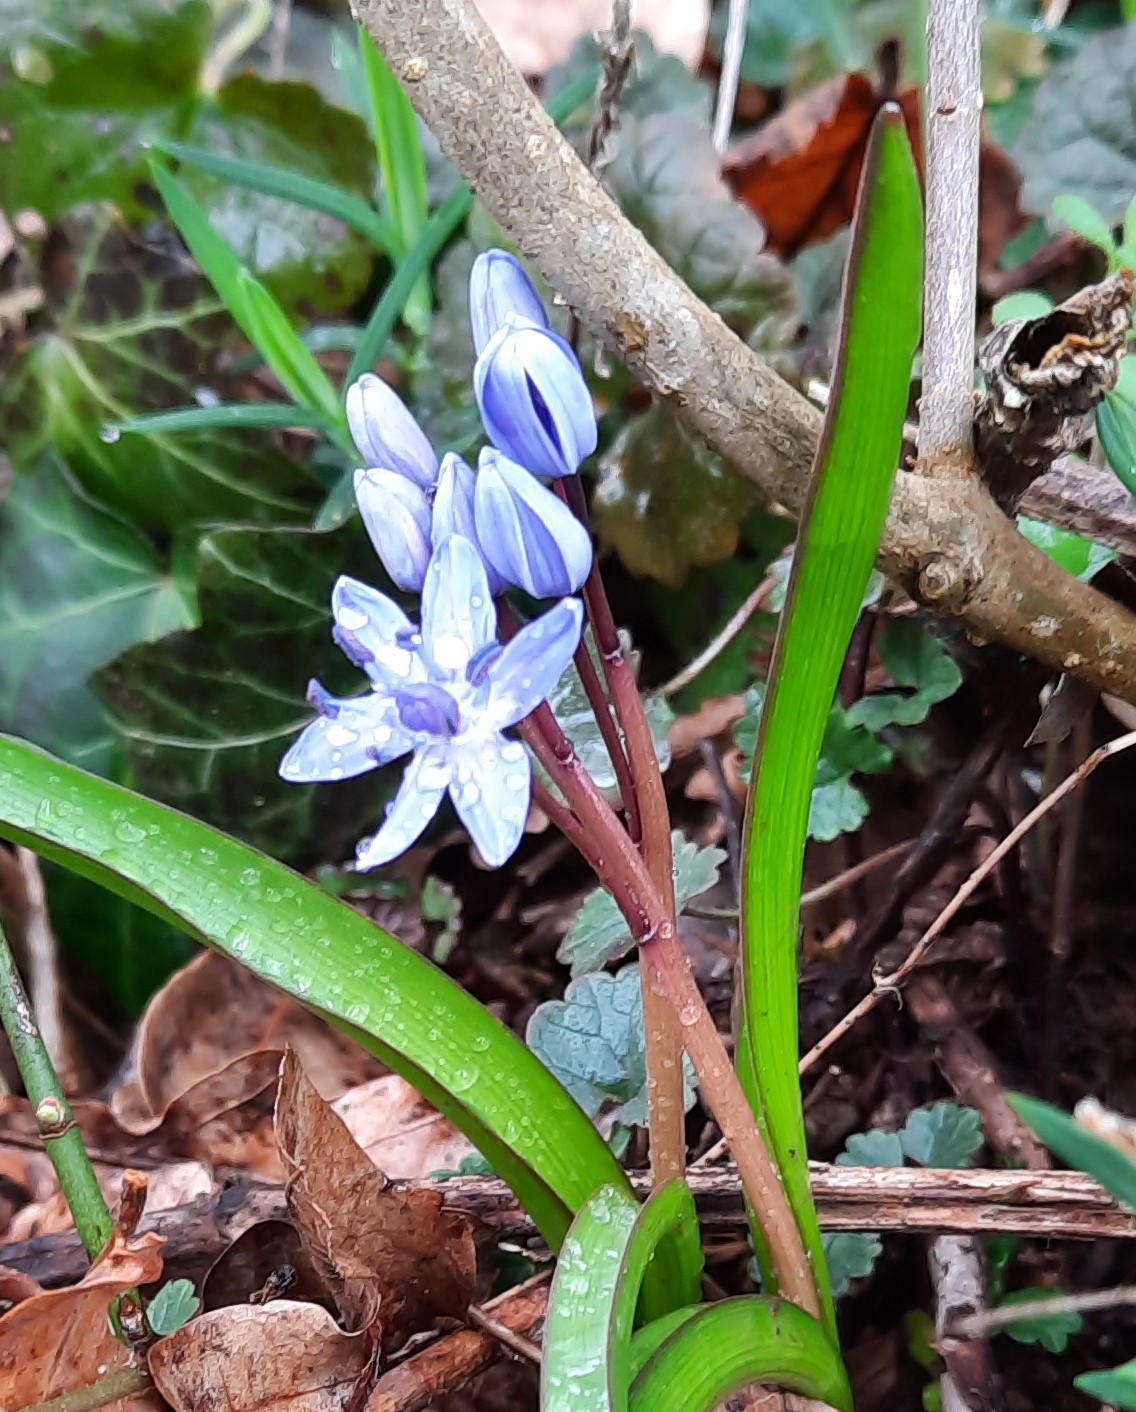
<box><xmin>0</xmin><ymin>732</ymin><xmax>633</xmax><ymax>1255</ymax></box>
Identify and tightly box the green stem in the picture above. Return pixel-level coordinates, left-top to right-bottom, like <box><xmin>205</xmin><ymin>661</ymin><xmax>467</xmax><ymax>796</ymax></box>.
<box><xmin>0</xmin><ymin>917</ymin><xmax>113</xmax><ymax>1261</ymax></box>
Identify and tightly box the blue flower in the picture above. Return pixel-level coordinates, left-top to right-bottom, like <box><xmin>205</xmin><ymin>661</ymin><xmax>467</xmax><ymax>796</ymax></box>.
<box><xmin>474</xmin><ymin>321</ymin><xmax>597</xmax><ymax>480</ymax></box>
<box><xmin>469</xmin><ymin>249</ymin><xmax>550</xmax><ymax>355</ymax></box>
<box><xmin>354</xmin><ymin>467</ymin><xmax>433</xmax><ymax>592</ymax></box>
<box><xmin>279</xmin><ymin>535</ymin><xmax>583</xmax><ymax>868</ymax></box>
<box><xmin>346</xmin><ymin>372</ymin><xmax>438</xmax><ymax>491</ymax></box>
<box><xmin>474</xmin><ymin>449</ymin><xmax>593</xmax><ymax>597</ymax></box>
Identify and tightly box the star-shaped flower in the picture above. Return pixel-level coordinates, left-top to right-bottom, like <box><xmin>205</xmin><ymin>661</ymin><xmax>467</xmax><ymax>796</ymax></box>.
<box><xmin>280</xmin><ymin>535</ymin><xmax>583</xmax><ymax>868</ymax></box>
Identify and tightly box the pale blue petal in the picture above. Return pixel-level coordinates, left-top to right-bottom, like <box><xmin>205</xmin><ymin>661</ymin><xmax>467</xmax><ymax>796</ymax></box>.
<box><xmin>279</xmin><ymin>683</ymin><xmax>411</xmax><ymax>782</ymax></box>
<box><xmin>473</xmin><ymin>325</ymin><xmax>597</xmax><ymax>480</ymax></box>
<box><xmin>448</xmin><ymin>734</ymin><xmax>531</xmax><ymax>866</ymax></box>
<box><xmin>474</xmin><ymin>450</ymin><xmax>593</xmax><ymax>597</ymax></box>
<box><xmin>354</xmin><ymin>468</ymin><xmax>433</xmax><ymax>592</ymax></box>
<box><xmin>354</xmin><ymin>744</ymin><xmax>451</xmax><ymax>869</ymax></box>
<box><xmin>433</xmin><ymin>453</ymin><xmax>506</xmax><ymax>596</ymax></box>
<box><xmin>331</xmin><ymin>575</ymin><xmax>426</xmax><ymax>688</ymax></box>
<box><xmin>482</xmin><ymin>596</ymin><xmax>584</xmax><ymax>731</ymax></box>
<box><xmin>345</xmin><ymin>373</ymin><xmax>438</xmax><ymax>490</ymax></box>
<box><xmin>420</xmin><ymin>535</ymin><xmax>497</xmax><ymax>680</ymax></box>
<box><xmin>468</xmin><ymin>250</ymin><xmax>549</xmax><ymax>355</ymax></box>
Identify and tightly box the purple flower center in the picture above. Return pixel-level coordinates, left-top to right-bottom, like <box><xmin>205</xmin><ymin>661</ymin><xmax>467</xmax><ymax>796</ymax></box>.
<box><xmin>395</xmin><ymin>683</ymin><xmax>461</xmax><ymax>738</ymax></box>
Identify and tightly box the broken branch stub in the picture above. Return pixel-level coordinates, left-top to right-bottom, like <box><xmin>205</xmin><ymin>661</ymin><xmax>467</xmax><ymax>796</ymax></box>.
<box><xmin>976</xmin><ymin>272</ymin><xmax>1134</xmax><ymax>511</ymax></box>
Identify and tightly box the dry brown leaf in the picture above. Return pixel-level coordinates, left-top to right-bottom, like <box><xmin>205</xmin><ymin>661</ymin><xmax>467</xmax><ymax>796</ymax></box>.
<box><xmin>0</xmin><ymin>1262</ymin><xmax>42</xmax><ymax>1304</ymax></box>
<box><xmin>276</xmin><ymin>1051</ymin><xmax>476</xmax><ymax>1350</ymax></box>
<box><xmin>668</xmin><ymin>694</ymin><xmax>746</xmax><ymax>759</ymax></box>
<box><xmin>149</xmin><ymin>1301</ymin><xmax>373</xmax><ymax>1412</ymax></box>
<box><xmin>203</xmin><ymin>1220</ymin><xmax>332</xmax><ymax>1312</ymax></box>
<box><xmin>129</xmin><ymin>951</ymin><xmax>380</xmax><ymax>1119</ymax></box>
<box><xmin>0</xmin><ymin>1231</ymin><xmax>164</xmax><ymax>1411</ymax></box>
<box><xmin>334</xmin><ymin>1076</ymin><xmax>476</xmax><ymax>1180</ymax></box>
<box><xmin>473</xmin><ymin>0</ymin><xmax>709</xmax><ymax>74</ymax></box>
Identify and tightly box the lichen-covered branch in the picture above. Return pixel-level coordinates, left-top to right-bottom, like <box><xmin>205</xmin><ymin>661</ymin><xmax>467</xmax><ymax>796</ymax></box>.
<box><xmin>349</xmin><ymin>0</ymin><xmax>1136</xmax><ymax>706</ymax></box>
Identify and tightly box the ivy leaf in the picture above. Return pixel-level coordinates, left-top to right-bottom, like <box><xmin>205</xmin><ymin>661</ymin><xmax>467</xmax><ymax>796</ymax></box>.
<box><xmin>823</xmin><ymin>1232</ymin><xmax>882</xmax><ymax>1299</ymax></box>
<box><xmin>845</xmin><ymin>620</ymin><xmax>963</xmax><ymax>731</ymax></box>
<box><xmin>181</xmin><ymin>74</ymin><xmax>376</xmax><ymax>317</ymax></box>
<box><xmin>900</xmin><ymin>1103</ymin><xmax>984</xmax><ymax>1169</ymax></box>
<box><xmin>605</xmin><ymin>111</ymin><xmax>799</xmax><ymax>347</ymax></box>
<box><xmin>557</xmin><ymin>832</ymin><xmax>727</xmax><ymax>976</ymax></box>
<box><xmin>526</xmin><ymin>964</ymin><xmax>697</xmax><ymax>1128</ymax></box>
<box><xmin>835</xmin><ymin>1129</ymin><xmax>905</xmax><ymax>1167</ymax></box>
<box><xmin>0</xmin><ymin>456</ymin><xmax>196</xmax><ymax>772</ymax></box>
<box><xmin>0</xmin><ymin>0</ymin><xmax>212</xmax><ymax>221</ymax></box>
<box><xmin>94</xmin><ymin>519</ymin><xmax>393</xmax><ymax>861</ymax></box>
<box><xmin>0</xmin><ymin>209</ymin><xmax>318</xmax><ymax>532</ymax></box>
<box><xmin>997</xmin><ymin>1289</ymin><xmax>1083</xmax><ymax>1353</ymax></box>
<box><xmin>594</xmin><ymin>404</ymin><xmax>765</xmax><ymax>587</ymax></box>
<box><xmin>1014</xmin><ymin>25</ymin><xmax>1136</xmax><ymax>224</ymax></box>
<box><xmin>544</xmin><ymin>628</ymin><xmax>673</xmax><ymax>801</ymax></box>
<box><xmin>147</xmin><ymin>1279</ymin><xmax>201</xmax><ymax>1337</ymax></box>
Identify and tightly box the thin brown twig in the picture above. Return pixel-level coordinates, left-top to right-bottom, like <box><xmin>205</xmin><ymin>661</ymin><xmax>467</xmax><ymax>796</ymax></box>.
<box><xmin>800</xmin><ymin>729</ymin><xmax>1136</xmax><ymax>1074</ymax></box>
<box><xmin>17</xmin><ymin>1368</ymin><xmax>154</xmax><ymax>1412</ymax></box>
<box><xmin>466</xmin><ymin>1303</ymin><xmax>543</xmax><ymax>1363</ymax></box>
<box><xmin>949</xmin><ymin>1284</ymin><xmax>1136</xmax><ymax>1339</ymax></box>
<box><xmin>659</xmin><ymin>574</ymin><xmax>777</xmax><ymax>700</ymax></box>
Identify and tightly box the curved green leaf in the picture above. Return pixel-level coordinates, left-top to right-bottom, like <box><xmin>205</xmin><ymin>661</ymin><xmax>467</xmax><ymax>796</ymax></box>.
<box><xmin>0</xmin><ymin>735</ymin><xmax>628</xmax><ymax>1248</ymax></box>
<box><xmin>112</xmin><ymin>404</ymin><xmax>328</xmax><ymax>437</ymax></box>
<box><xmin>542</xmin><ymin>1182</ymin><xmax>704</xmax><ymax>1412</ymax></box>
<box><xmin>628</xmin><ymin>1297</ymin><xmax>853</xmax><ymax>1412</ymax></box>
<box><xmin>736</xmin><ymin>103</ymin><xmax>923</xmax><ymax>1335</ymax></box>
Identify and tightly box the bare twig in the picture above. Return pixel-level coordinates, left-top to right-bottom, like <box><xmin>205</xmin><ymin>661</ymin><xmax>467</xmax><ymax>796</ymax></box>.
<box><xmin>466</xmin><ymin>1303</ymin><xmax>543</xmax><ymax>1363</ymax></box>
<box><xmin>800</xmin><ymin>729</ymin><xmax>1136</xmax><ymax>1074</ymax></box>
<box><xmin>931</xmin><ymin>1236</ymin><xmax>997</xmax><ymax>1412</ymax></box>
<box><xmin>659</xmin><ymin>574</ymin><xmax>777</xmax><ymax>699</ymax></box>
<box><xmin>917</xmin><ymin>0</ymin><xmax>982</xmax><ymax>464</ymax></box>
<box><xmin>17</xmin><ymin>847</ymin><xmax>68</xmax><ymax>1082</ymax></box>
<box><xmin>950</xmin><ymin>1283</ymin><xmax>1136</xmax><ymax>1339</ymax></box>
<box><xmin>347</xmin><ymin>0</ymin><xmax>1136</xmax><ymax>705</ymax></box>
<box><xmin>712</xmin><ymin>0</ymin><xmax>748</xmax><ymax>155</ymax></box>
<box><xmin>17</xmin><ymin>1369</ymin><xmax>154</xmax><ymax>1412</ymax></box>
<box><xmin>4</xmin><ymin>1166</ymin><xmax>1132</xmax><ymax>1293</ymax></box>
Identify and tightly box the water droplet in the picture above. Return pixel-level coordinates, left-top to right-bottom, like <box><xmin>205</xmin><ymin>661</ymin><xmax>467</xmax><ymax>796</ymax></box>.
<box><xmin>113</xmin><ymin>820</ymin><xmax>147</xmax><ymax>845</ymax></box>
<box><xmin>99</xmin><ymin>424</ymin><xmax>121</xmax><ymax>444</ymax></box>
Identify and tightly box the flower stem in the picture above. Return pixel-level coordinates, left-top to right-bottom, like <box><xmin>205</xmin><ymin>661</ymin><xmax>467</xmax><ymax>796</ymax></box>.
<box><xmin>558</xmin><ymin>473</ymin><xmax>686</xmax><ymax>1186</ymax></box>
<box><xmin>519</xmin><ymin>706</ymin><xmax>819</xmax><ymax>1315</ymax></box>
<box><xmin>0</xmin><ymin>916</ymin><xmax>113</xmax><ymax>1262</ymax></box>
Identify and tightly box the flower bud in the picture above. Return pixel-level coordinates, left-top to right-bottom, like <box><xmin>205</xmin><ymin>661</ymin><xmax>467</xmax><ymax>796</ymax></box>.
<box><xmin>474</xmin><ymin>449</ymin><xmax>593</xmax><ymax>598</ymax></box>
<box><xmin>473</xmin><ymin>324</ymin><xmax>597</xmax><ymax>480</ymax></box>
<box><xmin>468</xmin><ymin>249</ymin><xmax>549</xmax><ymax>355</ymax></box>
<box><xmin>354</xmin><ymin>468</ymin><xmax>433</xmax><ymax>592</ymax></box>
<box><xmin>345</xmin><ymin>373</ymin><xmax>438</xmax><ymax>490</ymax></box>
<box><xmin>432</xmin><ymin>453</ymin><xmax>505</xmax><ymax>596</ymax></box>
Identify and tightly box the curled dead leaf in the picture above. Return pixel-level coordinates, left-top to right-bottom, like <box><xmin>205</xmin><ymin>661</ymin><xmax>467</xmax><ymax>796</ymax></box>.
<box><xmin>149</xmin><ymin>1300</ymin><xmax>373</xmax><ymax>1412</ymax></box>
<box><xmin>0</xmin><ymin>1230</ymin><xmax>164</xmax><ymax>1410</ymax></box>
<box><xmin>275</xmin><ymin>1051</ymin><xmax>476</xmax><ymax>1351</ymax></box>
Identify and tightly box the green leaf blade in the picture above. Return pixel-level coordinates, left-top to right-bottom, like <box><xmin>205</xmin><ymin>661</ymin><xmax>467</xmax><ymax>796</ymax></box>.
<box><xmin>1010</xmin><ymin>1094</ymin><xmax>1136</xmax><ymax>1210</ymax></box>
<box><xmin>736</xmin><ymin>105</ymin><xmax>923</xmax><ymax>1335</ymax></box>
<box><xmin>0</xmin><ymin>735</ymin><xmax>631</xmax><ymax>1250</ymax></box>
<box><xmin>628</xmin><ymin>1296</ymin><xmax>853</xmax><ymax>1412</ymax></box>
<box><xmin>542</xmin><ymin>1182</ymin><xmax>704</xmax><ymax>1412</ymax></box>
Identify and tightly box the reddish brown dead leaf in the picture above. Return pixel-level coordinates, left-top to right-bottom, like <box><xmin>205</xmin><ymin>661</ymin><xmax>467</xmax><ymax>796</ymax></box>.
<box><xmin>668</xmin><ymin>694</ymin><xmax>746</xmax><ymax>760</ymax></box>
<box><xmin>723</xmin><ymin>78</ymin><xmax>1025</xmax><ymax>271</ymax></box>
<box><xmin>149</xmin><ymin>1300</ymin><xmax>373</xmax><ymax>1412</ymax></box>
<box><xmin>0</xmin><ymin>1262</ymin><xmax>43</xmax><ymax>1304</ymax></box>
<box><xmin>0</xmin><ymin>1230</ymin><xmax>164</xmax><ymax>1411</ymax></box>
<box><xmin>276</xmin><ymin>1051</ymin><xmax>476</xmax><ymax>1351</ymax></box>
<box><xmin>127</xmin><ymin>950</ymin><xmax>380</xmax><ymax>1122</ymax></box>
<box><xmin>333</xmin><ymin>1076</ymin><xmax>476</xmax><ymax>1180</ymax></box>
<box><xmin>722</xmin><ymin>74</ymin><xmax>918</xmax><ymax>259</ymax></box>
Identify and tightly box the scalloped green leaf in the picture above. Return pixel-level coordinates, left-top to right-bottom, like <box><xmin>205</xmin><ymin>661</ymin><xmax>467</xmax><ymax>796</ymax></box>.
<box><xmin>900</xmin><ymin>1103</ymin><xmax>984</xmax><ymax>1169</ymax></box>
